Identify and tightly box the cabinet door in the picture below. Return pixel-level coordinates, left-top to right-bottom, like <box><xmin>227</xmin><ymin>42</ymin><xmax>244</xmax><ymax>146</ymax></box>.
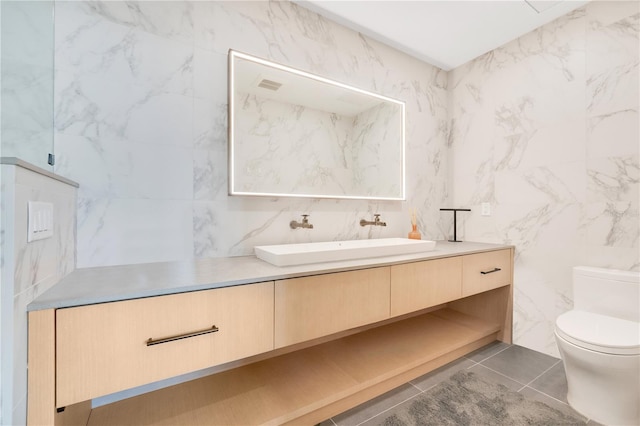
<box><xmin>462</xmin><ymin>249</ymin><xmax>512</xmax><ymax>297</ymax></box>
<box><xmin>275</xmin><ymin>268</ymin><xmax>390</xmax><ymax>348</ymax></box>
<box><xmin>56</xmin><ymin>282</ymin><xmax>274</xmax><ymax>407</ymax></box>
<box><xmin>390</xmin><ymin>257</ymin><xmax>462</xmax><ymax>317</ymax></box>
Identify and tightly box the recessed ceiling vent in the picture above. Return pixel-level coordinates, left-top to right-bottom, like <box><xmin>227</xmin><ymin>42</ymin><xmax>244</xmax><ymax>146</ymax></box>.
<box><xmin>258</xmin><ymin>79</ymin><xmax>282</xmax><ymax>91</ymax></box>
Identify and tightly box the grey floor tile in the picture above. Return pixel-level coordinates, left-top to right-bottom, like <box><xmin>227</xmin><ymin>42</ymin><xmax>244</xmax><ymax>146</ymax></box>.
<box><xmin>520</xmin><ymin>386</ymin><xmax>588</xmax><ymax>424</ymax></box>
<box><xmin>480</xmin><ymin>344</ymin><xmax>559</xmax><ymax>384</ymax></box>
<box><xmin>317</xmin><ymin>420</ymin><xmax>336</xmax><ymax>426</ymax></box>
<box><xmin>358</xmin><ymin>395</ymin><xmax>420</xmax><ymax>426</ymax></box>
<box><xmin>330</xmin><ymin>347</ymin><xmax>580</xmax><ymax>426</ymax></box>
<box><xmin>362</xmin><ymin>370</ymin><xmax>588</xmax><ymax>426</ymax></box>
<box><xmin>528</xmin><ymin>360</ymin><xmax>568</xmax><ymax>402</ymax></box>
<box><xmin>409</xmin><ymin>357</ymin><xmax>476</xmax><ymax>391</ymax></box>
<box><xmin>464</xmin><ymin>340</ymin><xmax>510</xmax><ymax>363</ymax></box>
<box><xmin>331</xmin><ymin>383</ymin><xmax>420</xmax><ymax>426</ymax></box>
<box><xmin>467</xmin><ymin>363</ymin><xmax>523</xmax><ymax>391</ymax></box>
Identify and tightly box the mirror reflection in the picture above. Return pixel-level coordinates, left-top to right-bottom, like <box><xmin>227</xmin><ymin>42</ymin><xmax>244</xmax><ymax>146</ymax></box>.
<box><xmin>228</xmin><ymin>50</ymin><xmax>405</xmax><ymax>200</ymax></box>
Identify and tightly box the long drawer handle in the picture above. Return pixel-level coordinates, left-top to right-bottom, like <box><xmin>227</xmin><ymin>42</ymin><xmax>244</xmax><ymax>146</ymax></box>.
<box><xmin>146</xmin><ymin>325</ymin><xmax>219</xmax><ymax>346</ymax></box>
<box><xmin>480</xmin><ymin>267</ymin><xmax>501</xmax><ymax>275</ymax></box>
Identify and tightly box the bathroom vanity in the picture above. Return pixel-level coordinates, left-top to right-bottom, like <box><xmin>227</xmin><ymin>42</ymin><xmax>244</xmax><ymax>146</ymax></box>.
<box><xmin>27</xmin><ymin>241</ymin><xmax>513</xmax><ymax>425</ymax></box>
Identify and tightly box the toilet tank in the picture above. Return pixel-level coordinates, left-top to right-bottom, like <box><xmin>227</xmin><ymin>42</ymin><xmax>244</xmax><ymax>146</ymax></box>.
<box><xmin>573</xmin><ymin>266</ymin><xmax>640</xmax><ymax>322</ymax></box>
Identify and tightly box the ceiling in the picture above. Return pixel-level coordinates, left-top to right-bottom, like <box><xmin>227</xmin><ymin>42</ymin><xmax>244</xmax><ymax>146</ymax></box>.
<box><xmin>294</xmin><ymin>0</ymin><xmax>588</xmax><ymax>70</ymax></box>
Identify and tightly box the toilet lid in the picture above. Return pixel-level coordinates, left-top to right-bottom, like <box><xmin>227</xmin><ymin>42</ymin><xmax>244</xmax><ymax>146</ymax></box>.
<box><xmin>556</xmin><ymin>310</ymin><xmax>640</xmax><ymax>355</ymax></box>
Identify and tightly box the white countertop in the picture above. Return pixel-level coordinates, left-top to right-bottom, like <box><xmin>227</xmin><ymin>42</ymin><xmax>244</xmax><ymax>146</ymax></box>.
<box><xmin>28</xmin><ymin>241</ymin><xmax>513</xmax><ymax>311</ymax></box>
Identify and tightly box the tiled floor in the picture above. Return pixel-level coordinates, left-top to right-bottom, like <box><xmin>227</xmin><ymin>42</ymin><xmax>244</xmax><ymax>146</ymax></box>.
<box><xmin>320</xmin><ymin>342</ymin><xmax>602</xmax><ymax>425</ymax></box>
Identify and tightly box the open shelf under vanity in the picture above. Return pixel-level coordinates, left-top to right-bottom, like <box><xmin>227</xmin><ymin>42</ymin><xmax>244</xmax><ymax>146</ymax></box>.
<box><xmin>88</xmin><ymin>308</ymin><xmax>500</xmax><ymax>425</ymax></box>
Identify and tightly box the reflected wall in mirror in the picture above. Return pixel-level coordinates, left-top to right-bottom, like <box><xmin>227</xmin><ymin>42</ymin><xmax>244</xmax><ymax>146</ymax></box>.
<box><xmin>228</xmin><ymin>50</ymin><xmax>405</xmax><ymax>200</ymax></box>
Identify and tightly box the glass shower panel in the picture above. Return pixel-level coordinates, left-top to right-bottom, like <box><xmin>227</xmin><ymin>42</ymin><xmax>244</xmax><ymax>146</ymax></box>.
<box><xmin>0</xmin><ymin>1</ymin><xmax>54</xmax><ymax>170</ymax></box>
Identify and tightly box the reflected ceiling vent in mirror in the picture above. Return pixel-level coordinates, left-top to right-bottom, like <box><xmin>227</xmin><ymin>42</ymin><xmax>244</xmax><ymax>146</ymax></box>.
<box><xmin>258</xmin><ymin>79</ymin><xmax>282</xmax><ymax>91</ymax></box>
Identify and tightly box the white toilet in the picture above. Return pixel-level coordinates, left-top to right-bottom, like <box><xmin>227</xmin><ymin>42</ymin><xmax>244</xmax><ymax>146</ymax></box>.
<box><xmin>555</xmin><ymin>266</ymin><xmax>640</xmax><ymax>426</ymax></box>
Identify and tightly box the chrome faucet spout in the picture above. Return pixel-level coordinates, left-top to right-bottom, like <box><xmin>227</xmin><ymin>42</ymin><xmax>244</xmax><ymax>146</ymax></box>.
<box><xmin>290</xmin><ymin>214</ymin><xmax>314</xmax><ymax>229</ymax></box>
<box><xmin>360</xmin><ymin>214</ymin><xmax>386</xmax><ymax>227</ymax></box>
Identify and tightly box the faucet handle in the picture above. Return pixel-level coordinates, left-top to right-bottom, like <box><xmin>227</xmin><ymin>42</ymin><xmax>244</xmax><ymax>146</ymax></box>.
<box><xmin>291</xmin><ymin>214</ymin><xmax>313</xmax><ymax>229</ymax></box>
<box><xmin>374</xmin><ymin>214</ymin><xmax>380</xmax><ymax>219</ymax></box>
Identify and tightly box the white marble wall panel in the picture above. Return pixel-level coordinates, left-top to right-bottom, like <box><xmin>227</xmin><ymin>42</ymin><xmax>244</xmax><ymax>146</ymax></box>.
<box><xmin>57</xmin><ymin>134</ymin><xmax>193</xmax><ymax>200</ymax></box>
<box><xmin>0</xmin><ymin>164</ymin><xmax>77</xmax><ymax>426</ymax></box>
<box><xmin>587</xmin><ymin>108</ymin><xmax>639</xmax><ymax>158</ymax></box>
<box><xmin>586</xmin><ymin>7</ymin><xmax>639</xmax><ymax>116</ymax></box>
<box><xmin>75</xmin><ymin>198</ymin><xmax>193</xmax><ymax>267</ymax></box>
<box><xmin>54</xmin><ymin>0</ymin><xmax>450</xmax><ymax>267</ymax></box>
<box><xmin>49</xmin><ymin>0</ymin><xmax>639</xmax><ymax>360</ymax></box>
<box><xmin>449</xmin><ymin>1</ymin><xmax>639</xmax><ymax>357</ymax></box>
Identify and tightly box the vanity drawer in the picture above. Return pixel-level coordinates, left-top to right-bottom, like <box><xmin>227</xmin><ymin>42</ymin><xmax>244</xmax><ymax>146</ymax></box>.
<box><xmin>275</xmin><ymin>267</ymin><xmax>390</xmax><ymax>348</ymax></box>
<box><xmin>462</xmin><ymin>249</ymin><xmax>512</xmax><ymax>297</ymax></box>
<box><xmin>56</xmin><ymin>282</ymin><xmax>274</xmax><ymax>407</ymax></box>
<box><xmin>390</xmin><ymin>257</ymin><xmax>462</xmax><ymax>317</ymax></box>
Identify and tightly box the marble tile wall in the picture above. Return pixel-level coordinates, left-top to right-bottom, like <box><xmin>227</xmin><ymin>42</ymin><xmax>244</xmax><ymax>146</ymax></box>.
<box><xmin>449</xmin><ymin>1</ymin><xmax>639</xmax><ymax>356</ymax></box>
<box><xmin>52</xmin><ymin>0</ymin><xmax>450</xmax><ymax>268</ymax></box>
<box><xmin>0</xmin><ymin>164</ymin><xmax>77</xmax><ymax>426</ymax></box>
<box><xmin>50</xmin><ymin>0</ymin><xmax>638</xmax><ymax>360</ymax></box>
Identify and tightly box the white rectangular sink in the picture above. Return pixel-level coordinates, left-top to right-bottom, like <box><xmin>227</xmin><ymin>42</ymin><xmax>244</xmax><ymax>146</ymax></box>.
<box><xmin>254</xmin><ymin>238</ymin><xmax>436</xmax><ymax>267</ymax></box>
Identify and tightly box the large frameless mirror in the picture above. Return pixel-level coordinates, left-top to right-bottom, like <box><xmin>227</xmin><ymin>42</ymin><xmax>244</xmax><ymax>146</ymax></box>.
<box><xmin>228</xmin><ymin>50</ymin><xmax>405</xmax><ymax>201</ymax></box>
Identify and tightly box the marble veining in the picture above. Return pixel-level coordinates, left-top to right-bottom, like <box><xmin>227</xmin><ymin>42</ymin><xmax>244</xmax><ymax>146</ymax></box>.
<box><xmin>53</xmin><ymin>0</ymin><xmax>450</xmax><ymax>268</ymax></box>
<box><xmin>450</xmin><ymin>1</ymin><xmax>639</xmax><ymax>357</ymax></box>
<box><xmin>587</xmin><ymin>156</ymin><xmax>639</xmax><ymax>202</ymax></box>
<box><xmin>1</xmin><ymin>162</ymin><xmax>77</xmax><ymax>426</ymax></box>
<box><xmin>43</xmin><ymin>0</ymin><xmax>640</xmax><ymax>362</ymax></box>
<box><xmin>3</xmin><ymin>3</ymin><xmax>638</xmax><ymax>425</ymax></box>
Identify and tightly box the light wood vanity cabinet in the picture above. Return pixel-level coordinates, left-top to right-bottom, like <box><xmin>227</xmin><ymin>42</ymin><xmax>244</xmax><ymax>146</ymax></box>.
<box><xmin>28</xmin><ymin>245</ymin><xmax>514</xmax><ymax>426</ymax></box>
<box><xmin>390</xmin><ymin>257</ymin><xmax>462</xmax><ymax>317</ymax></box>
<box><xmin>56</xmin><ymin>281</ymin><xmax>274</xmax><ymax>407</ymax></box>
<box><xmin>389</xmin><ymin>250</ymin><xmax>511</xmax><ymax>317</ymax></box>
<box><xmin>461</xmin><ymin>249</ymin><xmax>511</xmax><ymax>297</ymax></box>
<box><xmin>275</xmin><ymin>267</ymin><xmax>390</xmax><ymax>347</ymax></box>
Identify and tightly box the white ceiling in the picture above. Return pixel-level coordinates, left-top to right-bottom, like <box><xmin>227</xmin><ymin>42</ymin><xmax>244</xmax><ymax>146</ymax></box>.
<box><xmin>294</xmin><ymin>0</ymin><xmax>588</xmax><ymax>70</ymax></box>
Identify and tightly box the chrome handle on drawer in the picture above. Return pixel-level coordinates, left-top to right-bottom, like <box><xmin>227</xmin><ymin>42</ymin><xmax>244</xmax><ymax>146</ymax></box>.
<box><xmin>480</xmin><ymin>267</ymin><xmax>501</xmax><ymax>275</ymax></box>
<box><xmin>146</xmin><ymin>325</ymin><xmax>219</xmax><ymax>346</ymax></box>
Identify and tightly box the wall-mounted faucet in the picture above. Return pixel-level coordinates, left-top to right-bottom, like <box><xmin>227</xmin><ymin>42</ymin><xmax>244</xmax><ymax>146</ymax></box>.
<box><xmin>290</xmin><ymin>214</ymin><xmax>314</xmax><ymax>230</ymax></box>
<box><xmin>360</xmin><ymin>214</ymin><xmax>386</xmax><ymax>227</ymax></box>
